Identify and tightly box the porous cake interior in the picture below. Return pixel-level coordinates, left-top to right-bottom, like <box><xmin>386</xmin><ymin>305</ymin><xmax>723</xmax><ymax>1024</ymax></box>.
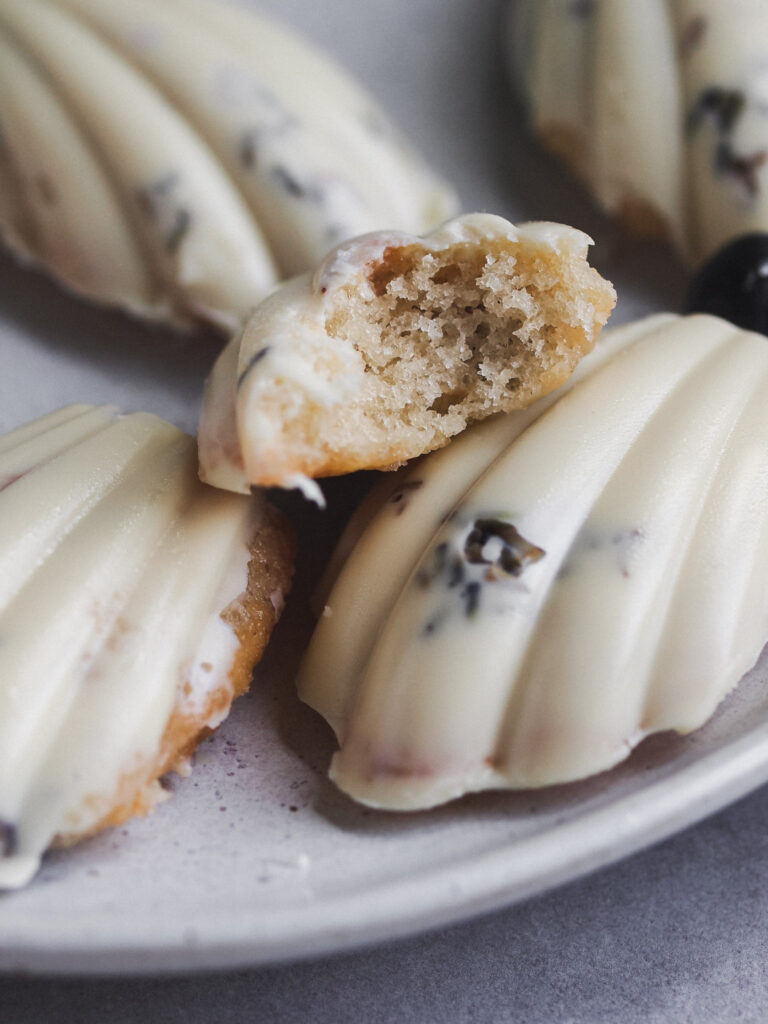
<box><xmin>309</xmin><ymin>239</ymin><xmax>613</xmax><ymax>469</ymax></box>
<box><xmin>256</xmin><ymin>237</ymin><xmax>614</xmax><ymax>480</ymax></box>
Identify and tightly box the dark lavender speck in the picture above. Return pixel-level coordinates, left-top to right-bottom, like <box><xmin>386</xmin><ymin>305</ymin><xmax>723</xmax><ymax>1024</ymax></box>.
<box><xmin>389</xmin><ymin>479</ymin><xmax>423</xmax><ymax>516</ymax></box>
<box><xmin>239</xmin><ymin>130</ymin><xmax>259</xmax><ymax>170</ymax></box>
<box><xmin>688</xmin><ymin>87</ymin><xmax>745</xmax><ymax>135</ymax></box>
<box><xmin>135</xmin><ymin>173</ymin><xmax>191</xmax><ymax>253</ymax></box>
<box><xmin>448</xmin><ymin>556</ymin><xmax>465</xmax><ymax>588</ymax></box>
<box><xmin>0</xmin><ymin>820</ymin><xmax>17</xmax><ymax>858</ymax></box>
<box><xmin>237</xmin><ymin>346</ymin><xmax>272</xmax><ymax>387</ymax></box>
<box><xmin>165</xmin><ymin>208</ymin><xmax>191</xmax><ymax>254</ymax></box>
<box><xmin>679</xmin><ymin>14</ymin><xmax>708</xmax><ymax>57</ymax></box>
<box><xmin>462</xmin><ymin>580</ymin><xmax>481</xmax><ymax>617</ymax></box>
<box><xmin>272</xmin><ymin>165</ymin><xmax>324</xmax><ymax>204</ymax></box>
<box><xmin>416</xmin><ymin>541</ymin><xmax>448</xmax><ymax>587</ymax></box>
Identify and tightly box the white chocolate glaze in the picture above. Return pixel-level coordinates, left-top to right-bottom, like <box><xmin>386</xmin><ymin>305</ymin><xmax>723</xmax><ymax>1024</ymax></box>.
<box><xmin>0</xmin><ymin>405</ymin><xmax>265</xmax><ymax>888</ymax></box>
<box><xmin>0</xmin><ymin>0</ymin><xmax>456</xmax><ymax>329</ymax></box>
<box><xmin>298</xmin><ymin>314</ymin><xmax>768</xmax><ymax>809</ymax></box>
<box><xmin>511</xmin><ymin>0</ymin><xmax>768</xmax><ymax>262</ymax></box>
<box><xmin>198</xmin><ymin>214</ymin><xmax>599</xmax><ymax>494</ymax></box>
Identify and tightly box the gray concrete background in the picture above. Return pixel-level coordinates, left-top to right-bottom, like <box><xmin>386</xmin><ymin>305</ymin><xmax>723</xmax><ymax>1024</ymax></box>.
<box><xmin>2</xmin><ymin>1</ymin><xmax>764</xmax><ymax>1021</ymax></box>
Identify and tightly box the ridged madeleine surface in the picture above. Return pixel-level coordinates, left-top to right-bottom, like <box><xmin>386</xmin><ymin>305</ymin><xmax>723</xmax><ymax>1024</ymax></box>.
<box><xmin>299</xmin><ymin>314</ymin><xmax>768</xmax><ymax>808</ymax></box>
<box><xmin>0</xmin><ymin>405</ymin><xmax>292</xmax><ymax>888</ymax></box>
<box><xmin>0</xmin><ymin>0</ymin><xmax>456</xmax><ymax>329</ymax></box>
<box><xmin>511</xmin><ymin>0</ymin><xmax>768</xmax><ymax>262</ymax></box>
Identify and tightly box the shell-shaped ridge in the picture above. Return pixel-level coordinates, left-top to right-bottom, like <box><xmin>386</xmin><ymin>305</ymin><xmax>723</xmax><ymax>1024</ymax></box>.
<box><xmin>510</xmin><ymin>0</ymin><xmax>768</xmax><ymax>262</ymax></box>
<box><xmin>0</xmin><ymin>0</ymin><xmax>456</xmax><ymax>328</ymax></box>
<box><xmin>0</xmin><ymin>405</ymin><xmax>271</xmax><ymax>888</ymax></box>
<box><xmin>299</xmin><ymin>314</ymin><xmax>768</xmax><ymax>808</ymax></box>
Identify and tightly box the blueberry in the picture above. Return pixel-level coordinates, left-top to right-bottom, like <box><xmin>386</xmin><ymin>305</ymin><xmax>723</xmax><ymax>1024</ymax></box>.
<box><xmin>686</xmin><ymin>233</ymin><xmax>768</xmax><ymax>334</ymax></box>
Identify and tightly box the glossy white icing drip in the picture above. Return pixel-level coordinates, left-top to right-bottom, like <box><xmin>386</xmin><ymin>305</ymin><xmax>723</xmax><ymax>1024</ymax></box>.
<box><xmin>282</xmin><ymin>474</ymin><xmax>327</xmax><ymax>508</ymax></box>
<box><xmin>299</xmin><ymin>315</ymin><xmax>768</xmax><ymax>809</ymax></box>
<box><xmin>0</xmin><ymin>406</ymin><xmax>257</xmax><ymax>888</ymax></box>
<box><xmin>181</xmin><ymin>541</ymin><xmax>251</xmax><ymax>721</ymax></box>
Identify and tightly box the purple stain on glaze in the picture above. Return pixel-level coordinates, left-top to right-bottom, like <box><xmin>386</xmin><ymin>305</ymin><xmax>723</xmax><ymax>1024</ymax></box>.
<box><xmin>679</xmin><ymin>14</ymin><xmax>708</xmax><ymax>58</ymax></box>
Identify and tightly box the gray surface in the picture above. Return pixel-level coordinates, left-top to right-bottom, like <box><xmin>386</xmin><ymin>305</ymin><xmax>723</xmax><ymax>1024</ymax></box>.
<box><xmin>4</xmin><ymin>785</ymin><xmax>768</xmax><ymax>1023</ymax></box>
<box><xmin>1</xmin><ymin>0</ymin><xmax>765</xmax><ymax>1020</ymax></box>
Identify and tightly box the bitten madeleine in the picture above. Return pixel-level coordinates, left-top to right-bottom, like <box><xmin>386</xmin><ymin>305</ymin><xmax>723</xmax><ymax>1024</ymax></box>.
<box><xmin>0</xmin><ymin>405</ymin><xmax>293</xmax><ymax>888</ymax></box>
<box><xmin>298</xmin><ymin>314</ymin><xmax>768</xmax><ymax>810</ymax></box>
<box><xmin>198</xmin><ymin>215</ymin><xmax>616</xmax><ymax>498</ymax></box>
<box><xmin>0</xmin><ymin>0</ymin><xmax>455</xmax><ymax>330</ymax></box>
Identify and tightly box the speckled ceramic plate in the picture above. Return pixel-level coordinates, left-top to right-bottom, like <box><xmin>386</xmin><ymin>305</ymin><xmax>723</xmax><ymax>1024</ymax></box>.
<box><xmin>3</xmin><ymin>454</ymin><xmax>768</xmax><ymax>978</ymax></box>
<box><xmin>4</xmin><ymin>0</ymin><xmax>763</xmax><ymax>978</ymax></box>
<box><xmin>6</xmin><ymin>257</ymin><xmax>768</xmax><ymax>975</ymax></box>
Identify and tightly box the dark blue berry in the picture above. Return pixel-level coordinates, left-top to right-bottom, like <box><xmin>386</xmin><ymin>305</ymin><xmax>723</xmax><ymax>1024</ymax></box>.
<box><xmin>686</xmin><ymin>233</ymin><xmax>768</xmax><ymax>334</ymax></box>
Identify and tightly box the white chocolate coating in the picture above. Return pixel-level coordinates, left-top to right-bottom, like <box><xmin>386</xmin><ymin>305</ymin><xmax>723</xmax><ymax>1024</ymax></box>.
<box><xmin>198</xmin><ymin>214</ymin><xmax>601</xmax><ymax>495</ymax></box>
<box><xmin>0</xmin><ymin>405</ymin><xmax>268</xmax><ymax>888</ymax></box>
<box><xmin>0</xmin><ymin>0</ymin><xmax>456</xmax><ymax>329</ymax></box>
<box><xmin>511</xmin><ymin>0</ymin><xmax>768</xmax><ymax>262</ymax></box>
<box><xmin>299</xmin><ymin>314</ymin><xmax>768</xmax><ymax>809</ymax></box>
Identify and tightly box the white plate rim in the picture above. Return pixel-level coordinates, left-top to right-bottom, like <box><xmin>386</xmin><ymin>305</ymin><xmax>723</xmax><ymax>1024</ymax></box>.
<box><xmin>3</xmin><ymin>715</ymin><xmax>768</xmax><ymax>976</ymax></box>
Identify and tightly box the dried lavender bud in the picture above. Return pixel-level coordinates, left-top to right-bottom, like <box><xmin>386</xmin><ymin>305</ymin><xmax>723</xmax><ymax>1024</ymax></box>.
<box><xmin>135</xmin><ymin>173</ymin><xmax>191</xmax><ymax>253</ymax></box>
<box><xmin>136</xmin><ymin>172</ymin><xmax>180</xmax><ymax>217</ymax></box>
<box><xmin>687</xmin><ymin>87</ymin><xmax>745</xmax><ymax>135</ymax></box>
<box><xmin>239</xmin><ymin>113</ymin><xmax>297</xmax><ymax>170</ymax></box>
<box><xmin>464</xmin><ymin>519</ymin><xmax>545</xmax><ymax>577</ymax></box>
